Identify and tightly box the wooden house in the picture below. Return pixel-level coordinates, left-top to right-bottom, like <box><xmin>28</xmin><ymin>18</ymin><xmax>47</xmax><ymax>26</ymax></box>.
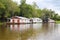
<box><xmin>9</xmin><ymin>16</ymin><xmax>30</xmax><ymax>24</ymax></box>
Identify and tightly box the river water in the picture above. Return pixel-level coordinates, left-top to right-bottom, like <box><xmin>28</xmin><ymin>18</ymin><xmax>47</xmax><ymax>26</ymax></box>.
<box><xmin>0</xmin><ymin>23</ymin><xmax>60</xmax><ymax>40</ymax></box>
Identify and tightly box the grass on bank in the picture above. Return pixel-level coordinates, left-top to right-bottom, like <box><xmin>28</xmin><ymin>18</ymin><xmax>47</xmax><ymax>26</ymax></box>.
<box><xmin>56</xmin><ymin>21</ymin><xmax>60</xmax><ymax>23</ymax></box>
<box><xmin>0</xmin><ymin>22</ymin><xmax>6</xmax><ymax>25</ymax></box>
<box><xmin>0</xmin><ymin>22</ymin><xmax>3</xmax><ymax>25</ymax></box>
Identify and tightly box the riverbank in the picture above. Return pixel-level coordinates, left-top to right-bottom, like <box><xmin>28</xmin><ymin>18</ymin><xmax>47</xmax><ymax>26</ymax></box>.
<box><xmin>56</xmin><ymin>21</ymin><xmax>60</xmax><ymax>23</ymax></box>
<box><xmin>0</xmin><ymin>21</ymin><xmax>60</xmax><ymax>25</ymax></box>
<box><xmin>0</xmin><ymin>22</ymin><xmax>3</xmax><ymax>25</ymax></box>
<box><xmin>0</xmin><ymin>22</ymin><xmax>6</xmax><ymax>25</ymax></box>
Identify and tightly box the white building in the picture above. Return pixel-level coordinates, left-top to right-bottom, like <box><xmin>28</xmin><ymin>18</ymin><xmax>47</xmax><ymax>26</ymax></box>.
<box><xmin>30</xmin><ymin>18</ymin><xmax>42</xmax><ymax>23</ymax></box>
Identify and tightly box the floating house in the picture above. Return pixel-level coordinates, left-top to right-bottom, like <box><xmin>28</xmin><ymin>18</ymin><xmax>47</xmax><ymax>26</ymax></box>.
<box><xmin>48</xmin><ymin>18</ymin><xmax>55</xmax><ymax>23</ymax></box>
<box><xmin>30</xmin><ymin>18</ymin><xmax>42</xmax><ymax>23</ymax></box>
<box><xmin>7</xmin><ymin>16</ymin><xmax>43</xmax><ymax>24</ymax></box>
<box><xmin>9</xmin><ymin>16</ymin><xmax>30</xmax><ymax>24</ymax></box>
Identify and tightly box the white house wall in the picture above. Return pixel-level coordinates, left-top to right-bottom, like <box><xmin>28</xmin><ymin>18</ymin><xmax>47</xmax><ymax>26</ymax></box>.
<box><xmin>32</xmin><ymin>18</ymin><xmax>42</xmax><ymax>23</ymax></box>
<box><xmin>10</xmin><ymin>18</ymin><xmax>30</xmax><ymax>23</ymax></box>
<box><xmin>10</xmin><ymin>19</ymin><xmax>19</xmax><ymax>23</ymax></box>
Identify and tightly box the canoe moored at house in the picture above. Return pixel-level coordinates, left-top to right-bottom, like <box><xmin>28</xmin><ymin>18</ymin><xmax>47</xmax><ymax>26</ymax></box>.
<box><xmin>8</xmin><ymin>16</ymin><xmax>31</xmax><ymax>24</ymax></box>
<box><xmin>30</xmin><ymin>18</ymin><xmax>42</xmax><ymax>23</ymax></box>
<box><xmin>48</xmin><ymin>18</ymin><xmax>55</xmax><ymax>23</ymax></box>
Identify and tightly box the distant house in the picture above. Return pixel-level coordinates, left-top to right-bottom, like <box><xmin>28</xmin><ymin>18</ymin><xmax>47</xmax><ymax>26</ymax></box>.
<box><xmin>30</xmin><ymin>18</ymin><xmax>42</xmax><ymax>23</ymax></box>
<box><xmin>48</xmin><ymin>18</ymin><xmax>55</xmax><ymax>23</ymax></box>
<box><xmin>10</xmin><ymin>16</ymin><xmax>30</xmax><ymax>24</ymax></box>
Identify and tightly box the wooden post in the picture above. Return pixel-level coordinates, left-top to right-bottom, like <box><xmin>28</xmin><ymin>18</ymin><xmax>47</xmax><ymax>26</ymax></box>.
<box><xmin>12</xmin><ymin>19</ymin><xmax>14</xmax><ymax>24</ymax></box>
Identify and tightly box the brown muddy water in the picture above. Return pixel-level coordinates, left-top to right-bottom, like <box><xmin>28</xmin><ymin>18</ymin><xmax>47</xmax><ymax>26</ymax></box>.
<box><xmin>0</xmin><ymin>23</ymin><xmax>60</xmax><ymax>40</ymax></box>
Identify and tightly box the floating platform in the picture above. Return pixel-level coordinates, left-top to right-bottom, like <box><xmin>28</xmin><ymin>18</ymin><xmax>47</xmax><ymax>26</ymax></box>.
<box><xmin>6</xmin><ymin>22</ymin><xmax>32</xmax><ymax>25</ymax></box>
<box><xmin>6</xmin><ymin>21</ymin><xmax>55</xmax><ymax>25</ymax></box>
<box><xmin>6</xmin><ymin>22</ymin><xmax>43</xmax><ymax>25</ymax></box>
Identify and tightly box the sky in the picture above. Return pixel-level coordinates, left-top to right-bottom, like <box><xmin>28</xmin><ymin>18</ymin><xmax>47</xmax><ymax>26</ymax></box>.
<box><xmin>13</xmin><ymin>0</ymin><xmax>60</xmax><ymax>15</ymax></box>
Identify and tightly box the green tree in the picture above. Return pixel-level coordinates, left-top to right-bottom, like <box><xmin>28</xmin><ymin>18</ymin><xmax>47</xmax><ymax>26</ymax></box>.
<box><xmin>0</xmin><ymin>0</ymin><xmax>20</xmax><ymax>22</ymax></box>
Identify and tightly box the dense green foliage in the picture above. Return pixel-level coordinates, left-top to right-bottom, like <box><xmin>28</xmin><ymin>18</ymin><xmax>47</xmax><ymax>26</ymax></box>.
<box><xmin>0</xmin><ymin>0</ymin><xmax>20</xmax><ymax>22</ymax></box>
<box><xmin>0</xmin><ymin>0</ymin><xmax>60</xmax><ymax>22</ymax></box>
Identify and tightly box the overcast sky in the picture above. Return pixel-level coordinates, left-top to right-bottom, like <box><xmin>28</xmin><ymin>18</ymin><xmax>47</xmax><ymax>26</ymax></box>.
<box><xmin>13</xmin><ymin>0</ymin><xmax>60</xmax><ymax>15</ymax></box>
